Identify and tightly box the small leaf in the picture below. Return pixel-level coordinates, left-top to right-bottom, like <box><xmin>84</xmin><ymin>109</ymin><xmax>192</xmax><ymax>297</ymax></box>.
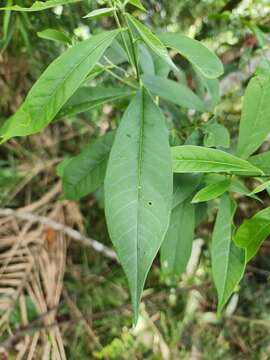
<box><xmin>37</xmin><ymin>28</ymin><xmax>72</xmax><ymax>44</ymax></box>
<box><xmin>249</xmin><ymin>151</ymin><xmax>270</xmax><ymax>176</ymax></box>
<box><xmin>211</xmin><ymin>194</ymin><xmax>245</xmax><ymax>313</ymax></box>
<box><xmin>128</xmin><ymin>0</ymin><xmax>146</xmax><ymax>11</ymax></box>
<box><xmin>0</xmin><ymin>30</ymin><xmax>120</xmax><ymax>142</ymax></box>
<box><xmin>192</xmin><ymin>179</ymin><xmax>231</xmax><ymax>203</ymax></box>
<box><xmin>202</xmin><ymin>120</ymin><xmax>230</xmax><ymax>148</ymax></box>
<box><xmin>58</xmin><ymin>86</ymin><xmax>134</xmax><ymax>118</ymax></box>
<box><xmin>234</xmin><ymin>207</ymin><xmax>270</xmax><ymax>262</ymax></box>
<box><xmin>237</xmin><ymin>76</ymin><xmax>270</xmax><ymax>159</ymax></box>
<box><xmin>142</xmin><ymin>75</ymin><xmax>207</xmax><ymax>112</ymax></box>
<box><xmin>249</xmin><ymin>180</ymin><xmax>270</xmax><ymax>195</ymax></box>
<box><xmin>83</xmin><ymin>8</ymin><xmax>114</xmax><ymax>19</ymax></box>
<box><xmin>0</xmin><ymin>0</ymin><xmax>82</xmax><ymax>11</ymax></box>
<box><xmin>104</xmin><ymin>89</ymin><xmax>173</xmax><ymax>323</ymax></box>
<box><xmin>126</xmin><ymin>14</ymin><xmax>177</xmax><ymax>72</ymax></box>
<box><xmin>61</xmin><ymin>132</ymin><xmax>115</xmax><ymax>200</ymax></box>
<box><xmin>161</xmin><ymin>198</ymin><xmax>195</xmax><ymax>278</ymax></box>
<box><xmin>158</xmin><ymin>32</ymin><xmax>224</xmax><ymax>79</ymax></box>
<box><xmin>172</xmin><ymin>146</ymin><xmax>263</xmax><ymax>175</ymax></box>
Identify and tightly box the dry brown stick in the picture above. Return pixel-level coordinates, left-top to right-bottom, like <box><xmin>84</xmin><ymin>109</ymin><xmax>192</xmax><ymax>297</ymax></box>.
<box><xmin>0</xmin><ymin>208</ymin><xmax>117</xmax><ymax>261</ymax></box>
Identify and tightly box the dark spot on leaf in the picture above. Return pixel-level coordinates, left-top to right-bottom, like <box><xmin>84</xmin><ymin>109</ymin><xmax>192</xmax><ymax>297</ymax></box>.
<box><xmin>148</xmin><ymin>201</ymin><xmax>153</xmax><ymax>206</ymax></box>
<box><xmin>126</xmin><ymin>133</ymin><xmax>131</xmax><ymax>138</ymax></box>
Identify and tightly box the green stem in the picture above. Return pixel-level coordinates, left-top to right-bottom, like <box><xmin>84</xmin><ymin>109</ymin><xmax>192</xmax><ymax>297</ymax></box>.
<box><xmin>120</xmin><ymin>11</ymin><xmax>140</xmax><ymax>81</ymax></box>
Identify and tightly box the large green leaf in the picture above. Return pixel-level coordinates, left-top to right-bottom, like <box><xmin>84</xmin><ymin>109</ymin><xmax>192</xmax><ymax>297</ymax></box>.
<box><xmin>158</xmin><ymin>32</ymin><xmax>224</xmax><ymax>79</ymax></box>
<box><xmin>161</xmin><ymin>198</ymin><xmax>195</xmax><ymax>278</ymax></box>
<box><xmin>249</xmin><ymin>151</ymin><xmax>270</xmax><ymax>176</ymax></box>
<box><xmin>0</xmin><ymin>0</ymin><xmax>82</xmax><ymax>11</ymax></box>
<box><xmin>142</xmin><ymin>75</ymin><xmax>207</xmax><ymax>112</ymax></box>
<box><xmin>58</xmin><ymin>86</ymin><xmax>134</xmax><ymax>118</ymax></box>
<box><xmin>234</xmin><ymin>207</ymin><xmax>270</xmax><ymax>262</ymax></box>
<box><xmin>237</xmin><ymin>76</ymin><xmax>270</xmax><ymax>159</ymax></box>
<box><xmin>0</xmin><ymin>30</ymin><xmax>120</xmax><ymax>142</ymax></box>
<box><xmin>104</xmin><ymin>89</ymin><xmax>173</xmax><ymax>322</ymax></box>
<box><xmin>61</xmin><ymin>132</ymin><xmax>115</xmax><ymax>200</ymax></box>
<box><xmin>211</xmin><ymin>195</ymin><xmax>245</xmax><ymax>313</ymax></box>
<box><xmin>172</xmin><ymin>146</ymin><xmax>263</xmax><ymax>175</ymax></box>
<box><xmin>192</xmin><ymin>179</ymin><xmax>231</xmax><ymax>203</ymax></box>
<box><xmin>126</xmin><ymin>14</ymin><xmax>177</xmax><ymax>72</ymax></box>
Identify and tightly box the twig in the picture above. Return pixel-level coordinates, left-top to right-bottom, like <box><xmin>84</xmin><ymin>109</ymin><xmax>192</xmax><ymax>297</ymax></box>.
<box><xmin>0</xmin><ymin>208</ymin><xmax>117</xmax><ymax>261</ymax></box>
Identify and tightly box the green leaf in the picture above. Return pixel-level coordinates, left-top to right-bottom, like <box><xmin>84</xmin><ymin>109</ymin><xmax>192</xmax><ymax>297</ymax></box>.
<box><xmin>234</xmin><ymin>207</ymin><xmax>270</xmax><ymax>262</ymax></box>
<box><xmin>211</xmin><ymin>194</ymin><xmax>245</xmax><ymax>313</ymax></box>
<box><xmin>83</xmin><ymin>8</ymin><xmax>114</xmax><ymax>19</ymax></box>
<box><xmin>192</xmin><ymin>179</ymin><xmax>231</xmax><ymax>203</ymax></box>
<box><xmin>161</xmin><ymin>198</ymin><xmax>195</xmax><ymax>278</ymax></box>
<box><xmin>58</xmin><ymin>86</ymin><xmax>134</xmax><ymax>118</ymax></box>
<box><xmin>0</xmin><ymin>30</ymin><xmax>120</xmax><ymax>142</ymax></box>
<box><xmin>237</xmin><ymin>76</ymin><xmax>270</xmax><ymax>159</ymax></box>
<box><xmin>249</xmin><ymin>180</ymin><xmax>270</xmax><ymax>195</ymax></box>
<box><xmin>61</xmin><ymin>132</ymin><xmax>115</xmax><ymax>200</ymax></box>
<box><xmin>0</xmin><ymin>0</ymin><xmax>82</xmax><ymax>11</ymax></box>
<box><xmin>158</xmin><ymin>32</ymin><xmax>224</xmax><ymax>79</ymax></box>
<box><xmin>126</xmin><ymin>14</ymin><xmax>177</xmax><ymax>72</ymax></box>
<box><xmin>202</xmin><ymin>120</ymin><xmax>230</xmax><ymax>148</ymax></box>
<box><xmin>104</xmin><ymin>89</ymin><xmax>173</xmax><ymax>323</ymax></box>
<box><xmin>128</xmin><ymin>0</ymin><xmax>146</xmax><ymax>11</ymax></box>
<box><xmin>142</xmin><ymin>74</ymin><xmax>207</xmax><ymax>112</ymax></box>
<box><xmin>249</xmin><ymin>151</ymin><xmax>270</xmax><ymax>176</ymax></box>
<box><xmin>37</xmin><ymin>28</ymin><xmax>72</xmax><ymax>45</ymax></box>
<box><xmin>172</xmin><ymin>146</ymin><xmax>263</xmax><ymax>175</ymax></box>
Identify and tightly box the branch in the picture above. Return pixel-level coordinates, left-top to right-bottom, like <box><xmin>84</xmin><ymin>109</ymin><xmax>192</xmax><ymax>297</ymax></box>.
<box><xmin>0</xmin><ymin>208</ymin><xmax>117</xmax><ymax>261</ymax></box>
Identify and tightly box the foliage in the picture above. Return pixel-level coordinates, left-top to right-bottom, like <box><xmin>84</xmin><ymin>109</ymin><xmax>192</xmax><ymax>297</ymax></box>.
<box><xmin>1</xmin><ymin>0</ymin><xmax>270</xmax><ymax>358</ymax></box>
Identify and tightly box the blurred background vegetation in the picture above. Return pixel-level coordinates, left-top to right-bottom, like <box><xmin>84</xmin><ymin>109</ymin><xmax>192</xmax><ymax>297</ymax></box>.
<box><xmin>0</xmin><ymin>0</ymin><xmax>270</xmax><ymax>359</ymax></box>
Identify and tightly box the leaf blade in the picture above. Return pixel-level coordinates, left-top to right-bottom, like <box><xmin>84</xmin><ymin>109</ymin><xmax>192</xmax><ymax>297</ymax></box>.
<box><xmin>234</xmin><ymin>207</ymin><xmax>270</xmax><ymax>262</ymax></box>
<box><xmin>0</xmin><ymin>30</ymin><xmax>120</xmax><ymax>141</ymax></box>
<box><xmin>211</xmin><ymin>195</ymin><xmax>245</xmax><ymax>313</ymax></box>
<box><xmin>142</xmin><ymin>74</ymin><xmax>207</xmax><ymax>112</ymax></box>
<box><xmin>61</xmin><ymin>132</ymin><xmax>115</xmax><ymax>200</ymax></box>
<box><xmin>237</xmin><ymin>76</ymin><xmax>270</xmax><ymax>159</ymax></box>
<box><xmin>0</xmin><ymin>0</ymin><xmax>82</xmax><ymax>11</ymax></box>
<box><xmin>192</xmin><ymin>179</ymin><xmax>231</xmax><ymax>203</ymax></box>
<box><xmin>104</xmin><ymin>89</ymin><xmax>173</xmax><ymax>322</ymax></box>
<box><xmin>158</xmin><ymin>32</ymin><xmax>224</xmax><ymax>79</ymax></box>
<box><xmin>172</xmin><ymin>146</ymin><xmax>263</xmax><ymax>175</ymax></box>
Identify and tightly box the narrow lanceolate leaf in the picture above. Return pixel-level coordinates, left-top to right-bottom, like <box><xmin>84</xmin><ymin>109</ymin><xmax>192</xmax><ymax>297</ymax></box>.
<box><xmin>58</xmin><ymin>86</ymin><xmax>134</xmax><ymax>118</ymax></box>
<box><xmin>161</xmin><ymin>199</ymin><xmax>195</xmax><ymax>278</ymax></box>
<box><xmin>128</xmin><ymin>0</ymin><xmax>146</xmax><ymax>11</ymax></box>
<box><xmin>126</xmin><ymin>14</ymin><xmax>177</xmax><ymax>72</ymax></box>
<box><xmin>249</xmin><ymin>151</ymin><xmax>270</xmax><ymax>176</ymax></box>
<box><xmin>142</xmin><ymin>75</ymin><xmax>207</xmax><ymax>112</ymax></box>
<box><xmin>237</xmin><ymin>76</ymin><xmax>270</xmax><ymax>159</ymax></box>
<box><xmin>0</xmin><ymin>30</ymin><xmax>120</xmax><ymax>142</ymax></box>
<box><xmin>172</xmin><ymin>146</ymin><xmax>263</xmax><ymax>175</ymax></box>
<box><xmin>0</xmin><ymin>0</ymin><xmax>82</xmax><ymax>11</ymax></box>
<box><xmin>211</xmin><ymin>195</ymin><xmax>245</xmax><ymax>313</ymax></box>
<box><xmin>158</xmin><ymin>32</ymin><xmax>224</xmax><ymax>79</ymax></box>
<box><xmin>192</xmin><ymin>179</ymin><xmax>231</xmax><ymax>203</ymax></box>
<box><xmin>37</xmin><ymin>29</ymin><xmax>72</xmax><ymax>45</ymax></box>
<box><xmin>83</xmin><ymin>8</ymin><xmax>114</xmax><ymax>19</ymax></box>
<box><xmin>249</xmin><ymin>180</ymin><xmax>270</xmax><ymax>195</ymax></box>
<box><xmin>61</xmin><ymin>132</ymin><xmax>115</xmax><ymax>200</ymax></box>
<box><xmin>234</xmin><ymin>207</ymin><xmax>270</xmax><ymax>262</ymax></box>
<box><xmin>104</xmin><ymin>89</ymin><xmax>173</xmax><ymax>323</ymax></box>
